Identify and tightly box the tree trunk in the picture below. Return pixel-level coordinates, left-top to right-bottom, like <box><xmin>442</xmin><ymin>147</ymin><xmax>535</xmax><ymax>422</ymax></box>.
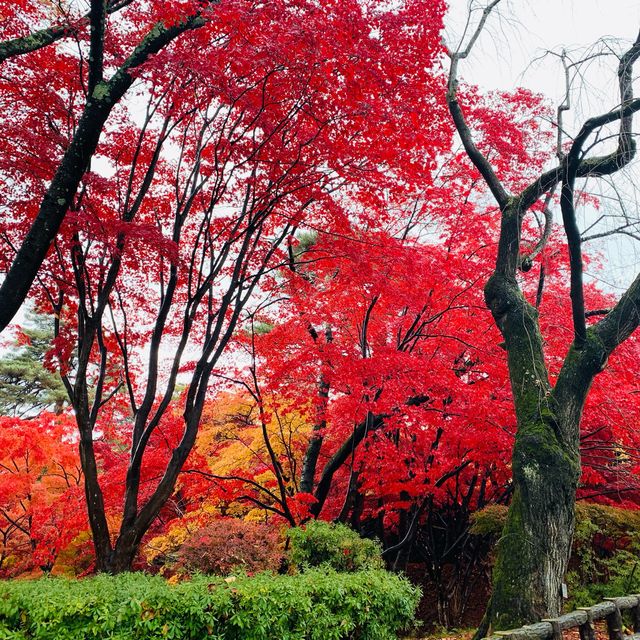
<box><xmin>478</xmin><ymin>271</ymin><xmax>582</xmax><ymax>633</ymax></box>
<box><xmin>484</xmin><ymin>414</ymin><xmax>580</xmax><ymax>631</ymax></box>
<box><xmin>106</xmin><ymin>529</ymin><xmax>141</xmax><ymax>574</ymax></box>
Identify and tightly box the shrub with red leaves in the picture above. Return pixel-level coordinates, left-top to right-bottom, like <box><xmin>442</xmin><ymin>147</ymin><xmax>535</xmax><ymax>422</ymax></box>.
<box><xmin>177</xmin><ymin>520</ymin><xmax>283</xmax><ymax>576</ymax></box>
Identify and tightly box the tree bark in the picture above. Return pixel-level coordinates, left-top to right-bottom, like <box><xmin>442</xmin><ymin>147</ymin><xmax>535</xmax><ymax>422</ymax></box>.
<box><xmin>485</xmin><ymin>423</ymin><xmax>579</xmax><ymax>629</ymax></box>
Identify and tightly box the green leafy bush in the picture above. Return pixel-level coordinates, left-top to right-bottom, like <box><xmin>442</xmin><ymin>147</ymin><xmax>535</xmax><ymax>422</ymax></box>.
<box><xmin>0</xmin><ymin>570</ymin><xmax>419</xmax><ymax>639</ymax></box>
<box><xmin>566</xmin><ymin>503</ymin><xmax>640</xmax><ymax>607</ymax></box>
<box><xmin>177</xmin><ymin>519</ymin><xmax>284</xmax><ymax>576</ymax></box>
<box><xmin>468</xmin><ymin>505</ymin><xmax>508</xmax><ymax>537</ymax></box>
<box><xmin>287</xmin><ymin>521</ymin><xmax>383</xmax><ymax>573</ymax></box>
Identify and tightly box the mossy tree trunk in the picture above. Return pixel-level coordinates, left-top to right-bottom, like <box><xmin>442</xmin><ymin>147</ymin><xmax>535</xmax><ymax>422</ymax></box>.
<box><xmin>479</xmin><ymin>262</ymin><xmax>584</xmax><ymax>630</ymax></box>
<box><xmin>446</xmin><ymin>13</ymin><xmax>640</xmax><ymax>633</ymax></box>
<box><xmin>480</xmin><ymin>259</ymin><xmax>631</xmax><ymax>632</ymax></box>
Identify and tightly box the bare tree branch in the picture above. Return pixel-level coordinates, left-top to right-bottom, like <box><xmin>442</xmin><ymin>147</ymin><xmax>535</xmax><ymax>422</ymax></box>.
<box><xmin>561</xmin><ymin>31</ymin><xmax>640</xmax><ymax>347</ymax></box>
<box><xmin>445</xmin><ymin>0</ymin><xmax>510</xmax><ymax>210</ymax></box>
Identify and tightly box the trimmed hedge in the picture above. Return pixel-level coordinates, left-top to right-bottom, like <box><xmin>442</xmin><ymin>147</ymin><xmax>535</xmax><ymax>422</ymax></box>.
<box><xmin>0</xmin><ymin>570</ymin><xmax>420</xmax><ymax>640</ymax></box>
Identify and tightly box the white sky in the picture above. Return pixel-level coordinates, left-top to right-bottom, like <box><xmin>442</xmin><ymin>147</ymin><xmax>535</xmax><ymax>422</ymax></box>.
<box><xmin>445</xmin><ymin>0</ymin><xmax>640</xmax><ymax>292</ymax></box>
<box><xmin>445</xmin><ymin>0</ymin><xmax>640</xmax><ymax>95</ymax></box>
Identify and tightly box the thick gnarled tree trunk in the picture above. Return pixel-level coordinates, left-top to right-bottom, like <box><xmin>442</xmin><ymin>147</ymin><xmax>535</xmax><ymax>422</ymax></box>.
<box><xmin>446</xmin><ymin>7</ymin><xmax>640</xmax><ymax>632</ymax></box>
<box><xmin>482</xmin><ymin>297</ymin><xmax>622</xmax><ymax>632</ymax></box>
<box><xmin>482</xmin><ymin>273</ymin><xmax>580</xmax><ymax>629</ymax></box>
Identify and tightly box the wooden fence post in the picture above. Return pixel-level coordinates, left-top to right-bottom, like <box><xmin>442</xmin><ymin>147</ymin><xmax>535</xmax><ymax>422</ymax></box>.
<box><xmin>542</xmin><ymin>618</ymin><xmax>562</xmax><ymax>640</ymax></box>
<box><xmin>577</xmin><ymin>607</ymin><xmax>596</xmax><ymax>640</ymax></box>
<box><xmin>604</xmin><ymin>599</ymin><xmax>624</xmax><ymax>640</ymax></box>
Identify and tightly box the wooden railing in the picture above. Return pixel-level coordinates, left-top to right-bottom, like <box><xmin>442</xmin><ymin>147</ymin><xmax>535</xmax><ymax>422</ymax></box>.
<box><xmin>486</xmin><ymin>596</ymin><xmax>640</xmax><ymax>640</ymax></box>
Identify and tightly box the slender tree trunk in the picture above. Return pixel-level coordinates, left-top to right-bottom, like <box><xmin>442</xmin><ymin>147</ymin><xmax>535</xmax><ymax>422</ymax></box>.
<box><xmin>299</xmin><ymin>374</ymin><xmax>329</xmax><ymax>494</ymax></box>
<box><xmin>300</xmin><ymin>326</ymin><xmax>332</xmax><ymax>495</ymax></box>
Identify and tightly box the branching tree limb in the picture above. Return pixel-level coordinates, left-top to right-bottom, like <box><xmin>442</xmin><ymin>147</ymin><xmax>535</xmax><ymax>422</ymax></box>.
<box><xmin>0</xmin><ymin>6</ymin><xmax>216</xmax><ymax>332</ymax></box>
<box><xmin>0</xmin><ymin>0</ymin><xmax>135</xmax><ymax>64</ymax></box>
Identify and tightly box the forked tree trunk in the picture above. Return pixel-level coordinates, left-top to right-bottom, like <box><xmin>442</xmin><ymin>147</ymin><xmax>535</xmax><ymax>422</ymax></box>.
<box><xmin>475</xmin><ymin>265</ymin><xmax>584</xmax><ymax>634</ymax></box>
<box><xmin>477</xmin><ymin>269</ymin><xmax>610</xmax><ymax>635</ymax></box>
<box><xmin>105</xmin><ymin>530</ymin><xmax>141</xmax><ymax>574</ymax></box>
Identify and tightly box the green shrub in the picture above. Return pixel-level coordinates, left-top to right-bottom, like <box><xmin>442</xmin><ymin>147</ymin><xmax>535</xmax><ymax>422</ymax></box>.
<box><xmin>566</xmin><ymin>503</ymin><xmax>640</xmax><ymax>607</ymax></box>
<box><xmin>287</xmin><ymin>521</ymin><xmax>383</xmax><ymax>573</ymax></box>
<box><xmin>468</xmin><ymin>505</ymin><xmax>508</xmax><ymax>537</ymax></box>
<box><xmin>0</xmin><ymin>569</ymin><xmax>419</xmax><ymax>640</ymax></box>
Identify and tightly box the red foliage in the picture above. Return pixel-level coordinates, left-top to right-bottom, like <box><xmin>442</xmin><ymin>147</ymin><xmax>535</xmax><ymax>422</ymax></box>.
<box><xmin>176</xmin><ymin>519</ymin><xmax>283</xmax><ymax>576</ymax></box>
<box><xmin>0</xmin><ymin>0</ymin><xmax>639</xmax><ymax>577</ymax></box>
<box><xmin>0</xmin><ymin>414</ymin><xmax>85</xmax><ymax>576</ymax></box>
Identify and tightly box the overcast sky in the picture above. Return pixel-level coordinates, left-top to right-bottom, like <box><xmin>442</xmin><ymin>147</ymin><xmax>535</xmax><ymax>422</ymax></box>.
<box><xmin>445</xmin><ymin>0</ymin><xmax>640</xmax><ymax>291</ymax></box>
<box><xmin>445</xmin><ymin>0</ymin><xmax>640</xmax><ymax>95</ymax></box>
